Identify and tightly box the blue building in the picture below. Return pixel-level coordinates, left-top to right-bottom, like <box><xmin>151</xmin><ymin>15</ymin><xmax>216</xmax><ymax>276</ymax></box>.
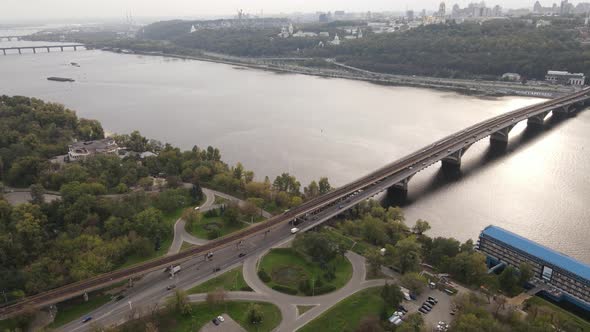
<box><xmin>478</xmin><ymin>225</ymin><xmax>590</xmax><ymax>312</ymax></box>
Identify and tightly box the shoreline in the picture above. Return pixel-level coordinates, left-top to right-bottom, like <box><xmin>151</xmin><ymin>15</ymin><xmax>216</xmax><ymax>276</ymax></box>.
<box><xmin>112</xmin><ymin>48</ymin><xmax>575</xmax><ymax>99</ymax></box>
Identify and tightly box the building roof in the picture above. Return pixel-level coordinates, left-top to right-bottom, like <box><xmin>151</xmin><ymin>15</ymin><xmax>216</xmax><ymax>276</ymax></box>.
<box><xmin>481</xmin><ymin>225</ymin><xmax>590</xmax><ymax>281</ymax></box>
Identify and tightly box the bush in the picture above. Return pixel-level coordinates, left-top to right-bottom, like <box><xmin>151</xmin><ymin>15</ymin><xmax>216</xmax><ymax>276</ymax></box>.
<box><xmin>205</xmin><ymin>209</ymin><xmax>218</xmax><ymax>218</ymax></box>
<box><xmin>207</xmin><ymin>229</ymin><xmax>221</xmax><ymax>240</ymax></box>
<box><xmin>313</xmin><ymin>284</ymin><xmax>336</xmax><ymax>295</ymax></box>
<box><xmin>272</xmin><ymin>285</ymin><xmax>299</xmax><ymax>295</ymax></box>
<box><xmin>258</xmin><ymin>269</ymin><xmax>271</xmax><ymax>283</ymax></box>
<box><xmin>240</xmin><ymin>285</ymin><xmax>253</xmax><ymax>291</ymax></box>
<box><xmin>299</xmin><ymin>279</ymin><xmax>311</xmax><ymax>293</ymax></box>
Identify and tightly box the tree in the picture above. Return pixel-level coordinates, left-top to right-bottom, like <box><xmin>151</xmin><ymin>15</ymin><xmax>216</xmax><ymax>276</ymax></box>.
<box><xmin>133</xmin><ymin>207</ymin><xmax>167</xmax><ymax>243</ymax></box>
<box><xmin>304</xmin><ymin>180</ymin><xmax>319</xmax><ymax>199</ymax></box>
<box><xmin>355</xmin><ymin>315</ymin><xmax>383</xmax><ymax>332</ymax></box>
<box><xmin>396</xmin><ymin>313</ymin><xmax>423</xmax><ymax>332</ymax></box>
<box><xmin>29</xmin><ymin>183</ymin><xmax>45</xmax><ymax>205</ymax></box>
<box><xmin>167</xmin><ymin>289</ymin><xmax>192</xmax><ymax>315</ymax></box>
<box><xmin>292</xmin><ymin>232</ymin><xmax>341</xmax><ymax>264</ymax></box>
<box><xmin>391</xmin><ymin>236</ymin><xmax>421</xmax><ymax>273</ymax></box>
<box><xmin>247</xmin><ymin>304</ymin><xmax>264</xmax><ymax>325</ymax></box>
<box><xmin>428</xmin><ymin>237</ymin><xmax>460</xmax><ymax>267</ymax></box>
<box><xmin>400</xmin><ymin>272</ymin><xmax>427</xmax><ymax>296</ymax></box>
<box><xmin>361</xmin><ymin>216</ymin><xmax>389</xmax><ymax>246</ymax></box>
<box><xmin>380</xmin><ymin>283</ymin><xmax>404</xmax><ymax>308</ymax></box>
<box><xmin>206</xmin><ymin>288</ymin><xmax>227</xmax><ymax>306</ymax></box>
<box><xmin>318</xmin><ymin>177</ymin><xmax>331</xmax><ymax>194</ymax></box>
<box><xmin>518</xmin><ymin>262</ymin><xmax>533</xmax><ymax>285</ymax></box>
<box><xmin>412</xmin><ymin>219</ymin><xmax>431</xmax><ymax>235</ymax></box>
<box><xmin>190</xmin><ymin>183</ymin><xmax>203</xmax><ymax>203</ymax></box>
<box><xmin>365</xmin><ymin>249</ymin><xmax>384</xmax><ymax>277</ymax></box>
<box><xmin>444</xmin><ymin>251</ymin><xmax>488</xmax><ymax>286</ymax></box>
<box><xmin>499</xmin><ymin>266</ymin><xmax>521</xmax><ymax>295</ymax></box>
<box><xmin>222</xmin><ymin>202</ymin><xmax>242</xmax><ymax>226</ymax></box>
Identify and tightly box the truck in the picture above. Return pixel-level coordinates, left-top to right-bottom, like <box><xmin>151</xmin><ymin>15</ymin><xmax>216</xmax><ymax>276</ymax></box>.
<box><xmin>400</xmin><ymin>286</ymin><xmax>412</xmax><ymax>301</ymax></box>
<box><xmin>169</xmin><ymin>265</ymin><xmax>181</xmax><ymax>276</ymax></box>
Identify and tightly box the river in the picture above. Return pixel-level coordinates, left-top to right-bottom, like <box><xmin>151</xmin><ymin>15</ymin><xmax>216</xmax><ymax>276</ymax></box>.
<box><xmin>1</xmin><ymin>39</ymin><xmax>589</xmax><ymax>264</ymax></box>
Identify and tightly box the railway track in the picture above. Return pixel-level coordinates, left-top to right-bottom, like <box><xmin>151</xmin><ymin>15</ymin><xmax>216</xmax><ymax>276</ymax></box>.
<box><xmin>1</xmin><ymin>87</ymin><xmax>589</xmax><ymax>319</ymax></box>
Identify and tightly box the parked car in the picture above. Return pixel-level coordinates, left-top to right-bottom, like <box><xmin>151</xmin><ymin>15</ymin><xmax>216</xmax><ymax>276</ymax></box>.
<box><xmin>428</xmin><ymin>296</ymin><xmax>438</xmax><ymax>303</ymax></box>
<box><xmin>238</xmin><ymin>252</ymin><xmax>246</xmax><ymax>258</ymax></box>
<box><xmin>418</xmin><ymin>308</ymin><xmax>428</xmax><ymax>314</ymax></box>
<box><xmin>212</xmin><ymin>315</ymin><xmax>225</xmax><ymax>325</ymax></box>
<box><xmin>166</xmin><ymin>284</ymin><xmax>176</xmax><ymax>290</ymax></box>
<box><xmin>291</xmin><ymin>227</ymin><xmax>299</xmax><ymax>234</ymax></box>
<box><xmin>114</xmin><ymin>294</ymin><xmax>125</xmax><ymax>301</ymax></box>
<box><xmin>213</xmin><ymin>267</ymin><xmax>221</xmax><ymax>272</ymax></box>
<box><xmin>427</xmin><ymin>299</ymin><xmax>436</xmax><ymax>306</ymax></box>
<box><xmin>82</xmin><ymin>316</ymin><xmax>93</xmax><ymax>323</ymax></box>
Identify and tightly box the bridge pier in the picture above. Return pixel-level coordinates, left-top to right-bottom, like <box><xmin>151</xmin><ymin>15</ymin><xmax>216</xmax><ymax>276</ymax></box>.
<box><xmin>441</xmin><ymin>146</ymin><xmax>471</xmax><ymax>170</ymax></box>
<box><xmin>489</xmin><ymin>125</ymin><xmax>514</xmax><ymax>145</ymax></box>
<box><xmin>60</xmin><ymin>46</ymin><xmax>64</xmax><ymax>51</ymax></box>
<box><xmin>33</xmin><ymin>48</ymin><xmax>36</xmax><ymax>54</ymax></box>
<box><xmin>17</xmin><ymin>48</ymin><xmax>21</xmax><ymax>55</ymax></box>
<box><xmin>46</xmin><ymin>47</ymin><xmax>50</xmax><ymax>53</ymax></box>
<box><xmin>2</xmin><ymin>50</ymin><xmax>5</xmax><ymax>55</ymax></box>
<box><xmin>74</xmin><ymin>46</ymin><xmax>77</xmax><ymax>51</ymax></box>
<box><xmin>527</xmin><ymin>111</ymin><xmax>549</xmax><ymax>127</ymax></box>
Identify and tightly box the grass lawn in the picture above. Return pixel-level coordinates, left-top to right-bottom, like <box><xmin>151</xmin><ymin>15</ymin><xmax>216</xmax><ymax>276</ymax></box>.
<box><xmin>297</xmin><ymin>305</ymin><xmax>316</xmax><ymax>315</ymax></box>
<box><xmin>120</xmin><ymin>301</ymin><xmax>281</xmax><ymax>332</ymax></box>
<box><xmin>186</xmin><ymin>214</ymin><xmax>246</xmax><ymax>240</ymax></box>
<box><xmin>188</xmin><ymin>266</ymin><xmax>251</xmax><ymax>294</ymax></box>
<box><xmin>525</xmin><ymin>296</ymin><xmax>590</xmax><ymax>330</ymax></box>
<box><xmin>0</xmin><ymin>318</ymin><xmax>19</xmax><ymax>331</ymax></box>
<box><xmin>299</xmin><ymin>287</ymin><xmax>385</xmax><ymax>332</ymax></box>
<box><xmin>48</xmin><ymin>293</ymin><xmax>112</xmax><ymax>328</ymax></box>
<box><xmin>119</xmin><ymin>207</ymin><xmax>187</xmax><ymax>268</ymax></box>
<box><xmin>180</xmin><ymin>241</ymin><xmax>195</xmax><ymax>251</ymax></box>
<box><xmin>258</xmin><ymin>248</ymin><xmax>353</xmax><ymax>296</ymax></box>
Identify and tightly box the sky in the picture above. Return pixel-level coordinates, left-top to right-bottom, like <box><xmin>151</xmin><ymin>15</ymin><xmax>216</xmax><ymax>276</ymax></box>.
<box><xmin>0</xmin><ymin>0</ymin><xmax>577</xmax><ymax>22</ymax></box>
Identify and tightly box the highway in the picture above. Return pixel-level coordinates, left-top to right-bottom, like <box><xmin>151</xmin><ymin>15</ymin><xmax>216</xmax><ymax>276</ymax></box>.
<box><xmin>1</xmin><ymin>87</ymin><xmax>589</xmax><ymax>320</ymax></box>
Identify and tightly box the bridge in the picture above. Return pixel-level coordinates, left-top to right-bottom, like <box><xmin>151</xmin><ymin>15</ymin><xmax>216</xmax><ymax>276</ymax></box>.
<box><xmin>0</xmin><ymin>44</ymin><xmax>86</xmax><ymax>55</ymax></box>
<box><xmin>0</xmin><ymin>36</ymin><xmax>24</xmax><ymax>42</ymax></box>
<box><xmin>1</xmin><ymin>87</ymin><xmax>589</xmax><ymax>319</ymax></box>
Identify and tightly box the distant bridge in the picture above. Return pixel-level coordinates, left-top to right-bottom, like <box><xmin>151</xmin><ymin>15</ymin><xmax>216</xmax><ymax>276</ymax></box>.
<box><xmin>0</xmin><ymin>36</ymin><xmax>25</xmax><ymax>42</ymax></box>
<box><xmin>1</xmin><ymin>87</ymin><xmax>589</xmax><ymax>319</ymax></box>
<box><xmin>1</xmin><ymin>44</ymin><xmax>86</xmax><ymax>55</ymax></box>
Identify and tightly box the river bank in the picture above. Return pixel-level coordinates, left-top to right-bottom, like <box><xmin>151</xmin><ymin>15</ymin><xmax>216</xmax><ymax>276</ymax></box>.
<box><xmin>106</xmin><ymin>47</ymin><xmax>575</xmax><ymax>99</ymax></box>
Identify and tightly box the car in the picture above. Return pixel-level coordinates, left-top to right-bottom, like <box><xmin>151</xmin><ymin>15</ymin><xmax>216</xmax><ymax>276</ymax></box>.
<box><xmin>398</xmin><ymin>305</ymin><xmax>408</xmax><ymax>313</ymax></box>
<box><xmin>428</xmin><ymin>296</ymin><xmax>438</xmax><ymax>303</ymax></box>
<box><xmin>217</xmin><ymin>316</ymin><xmax>225</xmax><ymax>323</ymax></box>
<box><xmin>422</xmin><ymin>162</ymin><xmax>426</xmax><ymax>166</ymax></box>
<box><xmin>212</xmin><ymin>318</ymin><xmax>220</xmax><ymax>325</ymax></box>
<box><xmin>194</xmin><ymin>206</ymin><xmax>200</xmax><ymax>210</ymax></box>
<box><xmin>238</xmin><ymin>252</ymin><xmax>246</xmax><ymax>258</ymax></box>
<box><xmin>409</xmin><ymin>166</ymin><xmax>414</xmax><ymax>170</ymax></box>
<box><xmin>418</xmin><ymin>308</ymin><xmax>428</xmax><ymax>314</ymax></box>
<box><xmin>291</xmin><ymin>227</ymin><xmax>299</xmax><ymax>234</ymax></box>
<box><xmin>338</xmin><ymin>205</ymin><xmax>344</xmax><ymax>209</ymax></box>
<box><xmin>427</xmin><ymin>299</ymin><xmax>436</xmax><ymax>305</ymax></box>
<box><xmin>114</xmin><ymin>294</ymin><xmax>125</xmax><ymax>301</ymax></box>
<box><xmin>213</xmin><ymin>267</ymin><xmax>221</xmax><ymax>272</ymax></box>
<box><xmin>82</xmin><ymin>316</ymin><xmax>93</xmax><ymax>323</ymax></box>
<box><xmin>423</xmin><ymin>303</ymin><xmax>433</xmax><ymax>310</ymax></box>
<box><xmin>447</xmin><ymin>149</ymin><xmax>452</xmax><ymax>153</ymax></box>
<box><xmin>166</xmin><ymin>284</ymin><xmax>176</xmax><ymax>290</ymax></box>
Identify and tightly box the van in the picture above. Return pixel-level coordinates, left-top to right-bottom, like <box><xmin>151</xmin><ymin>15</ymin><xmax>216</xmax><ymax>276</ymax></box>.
<box><xmin>291</xmin><ymin>228</ymin><xmax>299</xmax><ymax>234</ymax></box>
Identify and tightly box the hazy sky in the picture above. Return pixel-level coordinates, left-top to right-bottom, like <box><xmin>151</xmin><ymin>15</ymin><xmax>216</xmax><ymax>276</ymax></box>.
<box><xmin>1</xmin><ymin>0</ymin><xmax>574</xmax><ymax>21</ymax></box>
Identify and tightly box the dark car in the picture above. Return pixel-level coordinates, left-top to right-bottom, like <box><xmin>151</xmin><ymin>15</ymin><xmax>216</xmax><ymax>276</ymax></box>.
<box><xmin>114</xmin><ymin>294</ymin><xmax>125</xmax><ymax>301</ymax></box>
<box><xmin>427</xmin><ymin>299</ymin><xmax>436</xmax><ymax>306</ymax></box>
<box><xmin>398</xmin><ymin>305</ymin><xmax>408</xmax><ymax>313</ymax></box>
<box><xmin>166</xmin><ymin>284</ymin><xmax>176</xmax><ymax>290</ymax></box>
<box><xmin>213</xmin><ymin>267</ymin><xmax>221</xmax><ymax>272</ymax></box>
<box><xmin>422</xmin><ymin>304</ymin><xmax>432</xmax><ymax>311</ymax></box>
<box><xmin>82</xmin><ymin>316</ymin><xmax>93</xmax><ymax>323</ymax></box>
<box><xmin>428</xmin><ymin>296</ymin><xmax>438</xmax><ymax>303</ymax></box>
<box><xmin>238</xmin><ymin>252</ymin><xmax>246</xmax><ymax>258</ymax></box>
<box><xmin>418</xmin><ymin>308</ymin><xmax>428</xmax><ymax>314</ymax></box>
<box><xmin>212</xmin><ymin>318</ymin><xmax>220</xmax><ymax>325</ymax></box>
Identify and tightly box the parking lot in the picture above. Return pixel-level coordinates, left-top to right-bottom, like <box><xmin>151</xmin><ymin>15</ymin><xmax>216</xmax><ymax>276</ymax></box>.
<box><xmin>403</xmin><ymin>288</ymin><xmax>454</xmax><ymax>329</ymax></box>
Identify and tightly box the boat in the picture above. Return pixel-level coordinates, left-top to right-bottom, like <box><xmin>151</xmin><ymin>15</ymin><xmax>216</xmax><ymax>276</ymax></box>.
<box><xmin>47</xmin><ymin>77</ymin><xmax>75</xmax><ymax>82</ymax></box>
<box><xmin>70</xmin><ymin>62</ymin><xmax>80</xmax><ymax>67</ymax></box>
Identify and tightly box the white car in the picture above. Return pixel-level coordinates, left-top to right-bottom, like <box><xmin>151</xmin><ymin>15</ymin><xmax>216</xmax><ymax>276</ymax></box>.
<box><xmin>291</xmin><ymin>227</ymin><xmax>299</xmax><ymax>234</ymax></box>
<box><xmin>194</xmin><ymin>206</ymin><xmax>200</xmax><ymax>210</ymax></box>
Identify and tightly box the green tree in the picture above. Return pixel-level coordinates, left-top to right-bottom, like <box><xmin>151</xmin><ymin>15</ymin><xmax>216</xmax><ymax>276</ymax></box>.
<box><xmin>29</xmin><ymin>183</ymin><xmax>45</xmax><ymax>205</ymax></box>
<box><xmin>518</xmin><ymin>262</ymin><xmax>533</xmax><ymax>285</ymax></box>
<box><xmin>247</xmin><ymin>304</ymin><xmax>264</xmax><ymax>325</ymax></box>
<box><xmin>380</xmin><ymin>283</ymin><xmax>404</xmax><ymax>308</ymax></box>
<box><xmin>318</xmin><ymin>177</ymin><xmax>331</xmax><ymax>194</ymax></box>
<box><xmin>412</xmin><ymin>219</ymin><xmax>431</xmax><ymax>235</ymax></box>
<box><xmin>400</xmin><ymin>272</ymin><xmax>427</xmax><ymax>296</ymax></box>
<box><xmin>499</xmin><ymin>266</ymin><xmax>521</xmax><ymax>295</ymax></box>
<box><xmin>392</xmin><ymin>236</ymin><xmax>422</xmax><ymax>273</ymax></box>
<box><xmin>304</xmin><ymin>180</ymin><xmax>320</xmax><ymax>199</ymax></box>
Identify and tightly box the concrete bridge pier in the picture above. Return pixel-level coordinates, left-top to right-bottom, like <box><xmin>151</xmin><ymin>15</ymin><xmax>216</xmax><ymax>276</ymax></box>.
<box><xmin>33</xmin><ymin>48</ymin><xmax>36</xmax><ymax>54</ymax></box>
<box><xmin>60</xmin><ymin>47</ymin><xmax>64</xmax><ymax>51</ymax></box>
<box><xmin>46</xmin><ymin>47</ymin><xmax>50</xmax><ymax>53</ymax></box>
<box><xmin>489</xmin><ymin>125</ymin><xmax>514</xmax><ymax>146</ymax></box>
<box><xmin>553</xmin><ymin>105</ymin><xmax>575</xmax><ymax>117</ymax></box>
<box><xmin>527</xmin><ymin>111</ymin><xmax>549</xmax><ymax>127</ymax></box>
<box><xmin>74</xmin><ymin>46</ymin><xmax>77</xmax><ymax>51</ymax></box>
<box><xmin>2</xmin><ymin>50</ymin><xmax>5</xmax><ymax>55</ymax></box>
<box><xmin>392</xmin><ymin>177</ymin><xmax>412</xmax><ymax>191</ymax></box>
<box><xmin>441</xmin><ymin>146</ymin><xmax>470</xmax><ymax>170</ymax></box>
<box><xmin>17</xmin><ymin>48</ymin><xmax>21</xmax><ymax>55</ymax></box>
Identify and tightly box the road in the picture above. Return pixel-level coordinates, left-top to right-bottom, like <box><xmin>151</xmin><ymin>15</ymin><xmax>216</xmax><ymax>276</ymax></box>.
<box><xmin>168</xmin><ymin>188</ymin><xmax>273</xmax><ymax>255</ymax></box>
<box><xmin>3</xmin><ymin>88</ymin><xmax>589</xmax><ymax>319</ymax></box>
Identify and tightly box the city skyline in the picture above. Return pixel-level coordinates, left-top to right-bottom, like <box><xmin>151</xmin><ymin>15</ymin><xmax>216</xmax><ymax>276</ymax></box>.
<box><xmin>3</xmin><ymin>0</ymin><xmax>590</xmax><ymax>22</ymax></box>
